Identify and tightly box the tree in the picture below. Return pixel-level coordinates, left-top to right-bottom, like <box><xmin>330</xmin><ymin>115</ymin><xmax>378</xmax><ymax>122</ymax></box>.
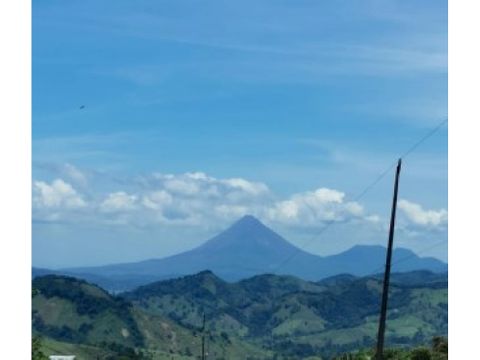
<box><xmin>32</xmin><ymin>336</ymin><xmax>48</xmax><ymax>360</ymax></box>
<box><xmin>411</xmin><ymin>347</ymin><xmax>432</xmax><ymax>360</ymax></box>
<box><xmin>432</xmin><ymin>336</ymin><xmax>448</xmax><ymax>354</ymax></box>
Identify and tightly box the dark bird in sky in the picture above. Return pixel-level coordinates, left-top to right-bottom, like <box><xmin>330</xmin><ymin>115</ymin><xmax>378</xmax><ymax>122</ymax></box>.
<box><xmin>79</xmin><ymin>105</ymin><xmax>85</xmax><ymax>109</ymax></box>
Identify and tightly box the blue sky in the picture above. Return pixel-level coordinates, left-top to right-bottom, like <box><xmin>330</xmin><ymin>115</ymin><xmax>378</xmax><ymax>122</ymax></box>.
<box><xmin>32</xmin><ymin>0</ymin><xmax>447</xmax><ymax>268</ymax></box>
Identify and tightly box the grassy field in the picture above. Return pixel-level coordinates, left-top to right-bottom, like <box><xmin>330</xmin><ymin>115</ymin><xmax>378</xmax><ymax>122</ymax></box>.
<box><xmin>40</xmin><ymin>337</ymin><xmax>115</xmax><ymax>359</ymax></box>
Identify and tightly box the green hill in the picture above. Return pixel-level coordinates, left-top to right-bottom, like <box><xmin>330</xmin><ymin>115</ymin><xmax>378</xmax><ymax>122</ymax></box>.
<box><xmin>33</xmin><ymin>275</ymin><xmax>270</xmax><ymax>359</ymax></box>
<box><xmin>33</xmin><ymin>275</ymin><xmax>144</xmax><ymax>348</ymax></box>
<box><xmin>125</xmin><ymin>271</ymin><xmax>447</xmax><ymax>358</ymax></box>
<box><xmin>33</xmin><ymin>271</ymin><xmax>447</xmax><ymax>359</ymax></box>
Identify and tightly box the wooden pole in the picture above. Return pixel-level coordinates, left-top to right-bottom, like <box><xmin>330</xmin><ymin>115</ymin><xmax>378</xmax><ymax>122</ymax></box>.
<box><xmin>375</xmin><ymin>159</ymin><xmax>402</xmax><ymax>360</ymax></box>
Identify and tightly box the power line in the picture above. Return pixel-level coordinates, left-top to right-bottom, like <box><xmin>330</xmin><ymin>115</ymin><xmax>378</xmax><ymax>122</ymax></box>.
<box><xmin>270</xmin><ymin>118</ymin><xmax>448</xmax><ymax>356</ymax></box>
<box><xmin>399</xmin><ymin>118</ymin><xmax>448</xmax><ymax>159</ymax></box>
<box><xmin>270</xmin><ymin>117</ymin><xmax>448</xmax><ymax>275</ymax></box>
<box><xmin>195</xmin><ymin>237</ymin><xmax>448</xmax><ymax>279</ymax></box>
<box><xmin>366</xmin><ymin>238</ymin><xmax>448</xmax><ymax>277</ymax></box>
<box><xmin>174</xmin><ymin>118</ymin><xmax>448</xmax><ymax>359</ymax></box>
<box><xmin>391</xmin><ymin>240</ymin><xmax>448</xmax><ymax>269</ymax></box>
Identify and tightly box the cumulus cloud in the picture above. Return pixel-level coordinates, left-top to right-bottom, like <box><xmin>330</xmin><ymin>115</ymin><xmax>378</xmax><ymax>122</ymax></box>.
<box><xmin>163</xmin><ymin>178</ymin><xmax>200</xmax><ymax>195</ymax></box>
<box><xmin>33</xmin><ymin>179</ymin><xmax>86</xmax><ymax>209</ymax></box>
<box><xmin>222</xmin><ymin>178</ymin><xmax>269</xmax><ymax>196</ymax></box>
<box><xmin>147</xmin><ymin>172</ymin><xmax>269</xmax><ymax>199</ymax></box>
<box><xmin>100</xmin><ymin>192</ymin><xmax>138</xmax><ymax>213</ymax></box>
<box><xmin>141</xmin><ymin>190</ymin><xmax>173</xmax><ymax>210</ymax></box>
<box><xmin>266</xmin><ymin>188</ymin><xmax>365</xmax><ymax>226</ymax></box>
<box><xmin>398</xmin><ymin>199</ymin><xmax>447</xmax><ymax>228</ymax></box>
<box><xmin>32</xmin><ymin>172</ymin><xmax>380</xmax><ymax>228</ymax></box>
<box><xmin>131</xmin><ymin>172</ymin><xmax>271</xmax><ymax>225</ymax></box>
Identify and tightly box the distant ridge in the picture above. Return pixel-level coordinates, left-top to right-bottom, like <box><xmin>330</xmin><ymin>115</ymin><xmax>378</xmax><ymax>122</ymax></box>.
<box><xmin>37</xmin><ymin>215</ymin><xmax>447</xmax><ymax>291</ymax></box>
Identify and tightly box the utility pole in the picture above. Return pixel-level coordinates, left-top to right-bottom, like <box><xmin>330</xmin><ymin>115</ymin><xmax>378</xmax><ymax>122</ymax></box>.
<box><xmin>375</xmin><ymin>158</ymin><xmax>402</xmax><ymax>360</ymax></box>
<box><xmin>206</xmin><ymin>324</ymin><xmax>210</xmax><ymax>360</ymax></box>
<box><xmin>201</xmin><ymin>312</ymin><xmax>206</xmax><ymax>360</ymax></box>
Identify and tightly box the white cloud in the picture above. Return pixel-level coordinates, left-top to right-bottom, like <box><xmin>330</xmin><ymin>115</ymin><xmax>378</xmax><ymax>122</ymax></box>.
<box><xmin>33</xmin><ymin>172</ymin><xmax>447</xmax><ymax>237</ymax></box>
<box><xmin>63</xmin><ymin>163</ymin><xmax>88</xmax><ymax>186</ymax></box>
<box><xmin>222</xmin><ymin>178</ymin><xmax>269</xmax><ymax>196</ymax></box>
<box><xmin>132</xmin><ymin>173</ymin><xmax>271</xmax><ymax>225</ymax></box>
<box><xmin>32</xmin><ymin>173</ymin><xmax>378</xmax><ymax>228</ymax></box>
<box><xmin>33</xmin><ymin>179</ymin><xmax>86</xmax><ymax>209</ymax></box>
<box><xmin>147</xmin><ymin>172</ymin><xmax>270</xmax><ymax>200</ymax></box>
<box><xmin>141</xmin><ymin>190</ymin><xmax>173</xmax><ymax>210</ymax></box>
<box><xmin>398</xmin><ymin>199</ymin><xmax>447</xmax><ymax>228</ymax></box>
<box><xmin>164</xmin><ymin>178</ymin><xmax>200</xmax><ymax>195</ymax></box>
<box><xmin>266</xmin><ymin>187</ymin><xmax>365</xmax><ymax>226</ymax></box>
<box><xmin>100</xmin><ymin>192</ymin><xmax>138</xmax><ymax>213</ymax></box>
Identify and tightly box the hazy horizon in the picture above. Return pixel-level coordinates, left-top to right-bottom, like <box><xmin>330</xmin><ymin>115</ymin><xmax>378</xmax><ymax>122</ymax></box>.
<box><xmin>33</xmin><ymin>214</ymin><xmax>447</xmax><ymax>270</ymax></box>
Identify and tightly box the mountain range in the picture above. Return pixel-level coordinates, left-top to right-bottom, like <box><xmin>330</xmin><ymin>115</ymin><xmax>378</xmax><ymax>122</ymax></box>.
<box><xmin>34</xmin><ymin>215</ymin><xmax>447</xmax><ymax>292</ymax></box>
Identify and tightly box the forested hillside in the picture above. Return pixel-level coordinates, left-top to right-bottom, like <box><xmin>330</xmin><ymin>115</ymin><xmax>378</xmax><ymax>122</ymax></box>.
<box><xmin>33</xmin><ymin>270</ymin><xmax>447</xmax><ymax>359</ymax></box>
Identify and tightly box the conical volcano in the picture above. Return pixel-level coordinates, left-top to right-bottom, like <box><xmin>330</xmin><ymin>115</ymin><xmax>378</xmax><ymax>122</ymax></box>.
<box><xmin>62</xmin><ymin>215</ymin><xmax>447</xmax><ymax>287</ymax></box>
<box><xmin>64</xmin><ymin>215</ymin><xmax>320</xmax><ymax>281</ymax></box>
<box><xmin>196</xmin><ymin>215</ymin><xmax>308</xmax><ymax>263</ymax></box>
